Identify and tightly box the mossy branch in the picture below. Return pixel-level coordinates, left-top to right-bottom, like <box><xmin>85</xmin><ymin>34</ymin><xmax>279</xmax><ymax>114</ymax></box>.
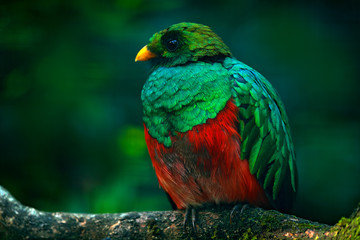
<box><xmin>0</xmin><ymin>185</ymin><xmax>358</xmax><ymax>239</ymax></box>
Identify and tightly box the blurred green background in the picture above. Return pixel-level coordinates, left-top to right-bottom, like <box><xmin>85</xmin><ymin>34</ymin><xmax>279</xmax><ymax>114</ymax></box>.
<box><xmin>1</xmin><ymin>0</ymin><xmax>359</xmax><ymax>225</ymax></box>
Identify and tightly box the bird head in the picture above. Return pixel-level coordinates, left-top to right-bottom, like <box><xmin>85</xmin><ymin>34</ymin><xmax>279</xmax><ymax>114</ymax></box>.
<box><xmin>135</xmin><ymin>22</ymin><xmax>232</xmax><ymax>68</ymax></box>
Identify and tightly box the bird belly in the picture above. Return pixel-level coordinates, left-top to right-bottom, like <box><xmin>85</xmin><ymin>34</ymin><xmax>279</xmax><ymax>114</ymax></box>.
<box><xmin>144</xmin><ymin>100</ymin><xmax>271</xmax><ymax>209</ymax></box>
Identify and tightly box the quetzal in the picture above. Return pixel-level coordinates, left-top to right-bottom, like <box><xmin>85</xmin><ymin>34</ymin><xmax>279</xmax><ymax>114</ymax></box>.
<box><xmin>135</xmin><ymin>22</ymin><xmax>297</xmax><ymax>215</ymax></box>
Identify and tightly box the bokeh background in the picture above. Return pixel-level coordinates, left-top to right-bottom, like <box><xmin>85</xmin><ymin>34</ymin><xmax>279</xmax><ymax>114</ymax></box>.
<box><xmin>1</xmin><ymin>0</ymin><xmax>359</xmax><ymax>225</ymax></box>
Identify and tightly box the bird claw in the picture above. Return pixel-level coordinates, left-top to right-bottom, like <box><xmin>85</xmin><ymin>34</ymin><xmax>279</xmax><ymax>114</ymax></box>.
<box><xmin>183</xmin><ymin>206</ymin><xmax>197</xmax><ymax>233</ymax></box>
<box><xmin>230</xmin><ymin>203</ymin><xmax>249</xmax><ymax>224</ymax></box>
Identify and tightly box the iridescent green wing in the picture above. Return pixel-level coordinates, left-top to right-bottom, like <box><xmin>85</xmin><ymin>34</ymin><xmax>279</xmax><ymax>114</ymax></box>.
<box><xmin>225</xmin><ymin>58</ymin><xmax>297</xmax><ymax>206</ymax></box>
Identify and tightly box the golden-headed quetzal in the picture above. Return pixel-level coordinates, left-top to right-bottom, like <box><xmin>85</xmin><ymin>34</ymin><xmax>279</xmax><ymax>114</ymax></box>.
<box><xmin>135</xmin><ymin>22</ymin><xmax>297</xmax><ymax>215</ymax></box>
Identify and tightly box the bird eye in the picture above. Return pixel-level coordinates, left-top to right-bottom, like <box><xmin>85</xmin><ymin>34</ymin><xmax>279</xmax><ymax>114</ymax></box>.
<box><xmin>166</xmin><ymin>39</ymin><xmax>179</xmax><ymax>52</ymax></box>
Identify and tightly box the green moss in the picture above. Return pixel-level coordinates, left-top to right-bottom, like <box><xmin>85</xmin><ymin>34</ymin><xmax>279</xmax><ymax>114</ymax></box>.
<box><xmin>211</xmin><ymin>225</ymin><xmax>219</xmax><ymax>239</ymax></box>
<box><xmin>296</xmin><ymin>221</ymin><xmax>324</xmax><ymax>230</ymax></box>
<box><xmin>330</xmin><ymin>204</ymin><xmax>360</xmax><ymax>239</ymax></box>
<box><xmin>241</xmin><ymin>228</ymin><xmax>257</xmax><ymax>240</ymax></box>
<box><xmin>146</xmin><ymin>219</ymin><xmax>162</xmax><ymax>238</ymax></box>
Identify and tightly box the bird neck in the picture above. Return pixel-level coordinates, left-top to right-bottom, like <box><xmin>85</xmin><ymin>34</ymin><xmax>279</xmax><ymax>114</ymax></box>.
<box><xmin>149</xmin><ymin>54</ymin><xmax>229</xmax><ymax>70</ymax></box>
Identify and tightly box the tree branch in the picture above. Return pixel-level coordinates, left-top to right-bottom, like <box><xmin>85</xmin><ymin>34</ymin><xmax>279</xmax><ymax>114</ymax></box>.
<box><xmin>0</xmin><ymin>185</ymin><xmax>358</xmax><ymax>239</ymax></box>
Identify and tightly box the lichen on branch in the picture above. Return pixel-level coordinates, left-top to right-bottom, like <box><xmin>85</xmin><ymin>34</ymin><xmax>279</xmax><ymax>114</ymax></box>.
<box><xmin>1</xmin><ymin>185</ymin><xmax>358</xmax><ymax>239</ymax></box>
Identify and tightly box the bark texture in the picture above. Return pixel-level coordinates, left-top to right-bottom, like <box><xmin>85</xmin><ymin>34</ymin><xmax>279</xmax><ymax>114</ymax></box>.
<box><xmin>1</xmin><ymin>185</ymin><xmax>358</xmax><ymax>239</ymax></box>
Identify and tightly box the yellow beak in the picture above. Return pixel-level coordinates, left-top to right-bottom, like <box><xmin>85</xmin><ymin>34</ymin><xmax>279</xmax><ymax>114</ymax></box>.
<box><xmin>135</xmin><ymin>45</ymin><xmax>157</xmax><ymax>62</ymax></box>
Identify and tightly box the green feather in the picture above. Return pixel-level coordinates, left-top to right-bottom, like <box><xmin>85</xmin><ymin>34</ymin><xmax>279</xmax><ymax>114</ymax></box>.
<box><xmin>241</xmin><ymin>117</ymin><xmax>258</xmax><ymax>159</ymax></box>
<box><xmin>147</xmin><ymin>22</ymin><xmax>232</xmax><ymax>68</ymax></box>
<box><xmin>255</xmin><ymin>134</ymin><xmax>276</xmax><ymax>179</ymax></box>
<box><xmin>227</xmin><ymin>57</ymin><xmax>297</xmax><ymax>202</ymax></box>
<box><xmin>248</xmin><ymin>138</ymin><xmax>263</xmax><ymax>175</ymax></box>
<box><xmin>142</xmin><ymin>62</ymin><xmax>232</xmax><ymax>147</ymax></box>
<box><xmin>238</xmin><ymin>103</ymin><xmax>253</xmax><ymax>119</ymax></box>
<box><xmin>140</xmin><ymin>23</ymin><xmax>297</xmax><ymax>207</ymax></box>
<box><xmin>289</xmin><ymin>153</ymin><xmax>297</xmax><ymax>192</ymax></box>
<box><xmin>263</xmin><ymin>157</ymin><xmax>279</xmax><ymax>190</ymax></box>
<box><xmin>273</xmin><ymin>158</ymin><xmax>286</xmax><ymax>199</ymax></box>
<box><xmin>254</xmin><ymin>107</ymin><xmax>261</xmax><ymax>127</ymax></box>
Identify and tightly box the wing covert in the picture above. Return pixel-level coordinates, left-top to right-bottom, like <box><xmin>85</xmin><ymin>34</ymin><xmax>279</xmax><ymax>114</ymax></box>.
<box><xmin>225</xmin><ymin>58</ymin><xmax>297</xmax><ymax>208</ymax></box>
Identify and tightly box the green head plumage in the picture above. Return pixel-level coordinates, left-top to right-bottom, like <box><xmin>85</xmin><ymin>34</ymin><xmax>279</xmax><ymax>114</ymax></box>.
<box><xmin>138</xmin><ymin>22</ymin><xmax>232</xmax><ymax>68</ymax></box>
<box><xmin>137</xmin><ymin>23</ymin><xmax>234</xmax><ymax>147</ymax></box>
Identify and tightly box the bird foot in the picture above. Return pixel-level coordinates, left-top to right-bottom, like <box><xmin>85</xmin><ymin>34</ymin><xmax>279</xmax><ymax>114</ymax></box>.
<box><xmin>230</xmin><ymin>203</ymin><xmax>249</xmax><ymax>224</ymax></box>
<box><xmin>183</xmin><ymin>206</ymin><xmax>197</xmax><ymax>234</ymax></box>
